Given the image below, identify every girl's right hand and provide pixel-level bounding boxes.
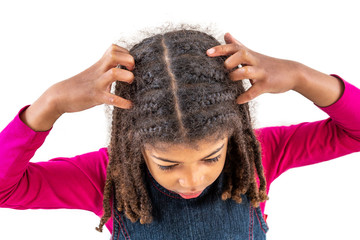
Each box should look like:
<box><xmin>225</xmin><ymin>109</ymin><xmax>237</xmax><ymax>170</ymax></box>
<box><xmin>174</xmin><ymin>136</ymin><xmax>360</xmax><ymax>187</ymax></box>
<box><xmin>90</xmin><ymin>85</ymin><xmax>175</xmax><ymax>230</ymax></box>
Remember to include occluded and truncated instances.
<box><xmin>49</xmin><ymin>44</ymin><xmax>135</xmax><ymax>115</ymax></box>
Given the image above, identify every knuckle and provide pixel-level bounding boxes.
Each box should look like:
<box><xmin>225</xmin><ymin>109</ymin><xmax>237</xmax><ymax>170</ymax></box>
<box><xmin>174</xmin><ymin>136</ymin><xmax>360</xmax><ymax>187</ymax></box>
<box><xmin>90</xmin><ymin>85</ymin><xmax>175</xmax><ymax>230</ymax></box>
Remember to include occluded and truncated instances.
<box><xmin>102</xmin><ymin>92</ymin><xmax>112</xmax><ymax>103</ymax></box>
<box><xmin>248</xmin><ymin>87</ymin><xmax>260</xmax><ymax>99</ymax></box>
<box><xmin>222</xmin><ymin>45</ymin><xmax>230</xmax><ymax>52</ymax></box>
<box><xmin>222</xmin><ymin>45</ymin><xmax>230</xmax><ymax>53</ymax></box>
<box><xmin>234</xmin><ymin>42</ymin><xmax>242</xmax><ymax>50</ymax></box>
<box><xmin>236</xmin><ymin>48</ymin><xmax>247</xmax><ymax>60</ymax></box>
<box><xmin>241</xmin><ymin>66</ymin><xmax>250</xmax><ymax>76</ymax></box>
<box><xmin>242</xmin><ymin>50</ymin><xmax>250</xmax><ymax>59</ymax></box>
<box><xmin>224</xmin><ymin>59</ymin><xmax>232</xmax><ymax>69</ymax></box>
<box><xmin>116</xmin><ymin>45</ymin><xmax>130</xmax><ymax>54</ymax></box>
<box><xmin>109</xmin><ymin>52</ymin><xmax>116</xmax><ymax>64</ymax></box>
<box><xmin>105</xmin><ymin>45</ymin><xmax>115</xmax><ymax>57</ymax></box>
<box><xmin>109</xmin><ymin>67</ymin><xmax>118</xmax><ymax>78</ymax></box>
<box><xmin>110</xmin><ymin>44</ymin><xmax>118</xmax><ymax>52</ymax></box>
<box><xmin>229</xmin><ymin>43</ymin><xmax>237</xmax><ymax>52</ymax></box>
<box><xmin>102</xmin><ymin>94</ymin><xmax>112</xmax><ymax>105</ymax></box>
<box><xmin>115</xmin><ymin>68</ymin><xmax>134</xmax><ymax>83</ymax></box>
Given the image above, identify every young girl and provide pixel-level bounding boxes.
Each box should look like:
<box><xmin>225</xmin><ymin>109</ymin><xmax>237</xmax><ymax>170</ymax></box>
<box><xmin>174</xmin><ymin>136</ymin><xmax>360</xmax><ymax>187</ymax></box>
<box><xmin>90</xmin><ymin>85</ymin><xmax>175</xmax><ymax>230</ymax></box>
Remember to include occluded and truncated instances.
<box><xmin>1</xmin><ymin>27</ymin><xmax>359</xmax><ymax>239</ymax></box>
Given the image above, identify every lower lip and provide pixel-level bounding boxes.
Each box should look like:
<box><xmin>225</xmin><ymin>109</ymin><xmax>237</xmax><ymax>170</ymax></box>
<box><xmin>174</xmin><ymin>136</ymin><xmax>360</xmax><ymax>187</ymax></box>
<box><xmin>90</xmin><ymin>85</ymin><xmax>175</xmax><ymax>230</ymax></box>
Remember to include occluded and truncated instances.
<box><xmin>178</xmin><ymin>191</ymin><xmax>203</xmax><ymax>199</ymax></box>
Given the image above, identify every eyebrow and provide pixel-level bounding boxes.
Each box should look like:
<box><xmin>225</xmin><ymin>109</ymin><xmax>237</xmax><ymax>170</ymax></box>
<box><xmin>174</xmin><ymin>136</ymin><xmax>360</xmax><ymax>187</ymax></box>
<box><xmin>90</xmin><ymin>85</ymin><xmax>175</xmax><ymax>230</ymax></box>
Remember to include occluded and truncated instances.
<box><xmin>151</xmin><ymin>143</ymin><xmax>225</xmax><ymax>163</ymax></box>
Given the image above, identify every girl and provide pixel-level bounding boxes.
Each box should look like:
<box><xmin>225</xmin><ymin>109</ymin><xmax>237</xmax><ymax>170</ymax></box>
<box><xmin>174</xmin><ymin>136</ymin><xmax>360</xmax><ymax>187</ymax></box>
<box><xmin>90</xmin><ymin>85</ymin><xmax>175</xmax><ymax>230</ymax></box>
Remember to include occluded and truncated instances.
<box><xmin>1</xmin><ymin>27</ymin><xmax>359</xmax><ymax>239</ymax></box>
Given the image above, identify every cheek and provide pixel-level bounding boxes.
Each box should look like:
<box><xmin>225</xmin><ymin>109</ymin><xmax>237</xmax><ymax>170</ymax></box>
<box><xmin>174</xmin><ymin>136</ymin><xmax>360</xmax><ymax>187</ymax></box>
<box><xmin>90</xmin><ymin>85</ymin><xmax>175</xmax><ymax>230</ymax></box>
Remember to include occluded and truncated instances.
<box><xmin>208</xmin><ymin>156</ymin><xmax>226</xmax><ymax>180</ymax></box>
<box><xmin>210</xmin><ymin>162</ymin><xmax>225</xmax><ymax>179</ymax></box>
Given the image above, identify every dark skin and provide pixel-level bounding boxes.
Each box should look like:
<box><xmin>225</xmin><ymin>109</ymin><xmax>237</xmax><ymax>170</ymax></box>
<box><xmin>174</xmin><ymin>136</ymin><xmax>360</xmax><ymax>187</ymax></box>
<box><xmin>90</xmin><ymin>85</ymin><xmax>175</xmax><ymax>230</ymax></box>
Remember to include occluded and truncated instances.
<box><xmin>20</xmin><ymin>33</ymin><xmax>344</xmax><ymax>132</ymax></box>
<box><xmin>207</xmin><ymin>33</ymin><xmax>344</xmax><ymax>106</ymax></box>
<box><xmin>141</xmin><ymin>136</ymin><xmax>229</xmax><ymax>197</ymax></box>
<box><xmin>20</xmin><ymin>44</ymin><xmax>135</xmax><ymax>131</ymax></box>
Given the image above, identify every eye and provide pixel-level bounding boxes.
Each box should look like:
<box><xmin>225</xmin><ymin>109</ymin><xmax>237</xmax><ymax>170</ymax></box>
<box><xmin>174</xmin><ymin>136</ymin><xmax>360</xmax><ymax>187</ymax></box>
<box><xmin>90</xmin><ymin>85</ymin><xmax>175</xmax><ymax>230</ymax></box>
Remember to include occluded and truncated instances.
<box><xmin>156</xmin><ymin>155</ymin><xmax>221</xmax><ymax>172</ymax></box>
<box><xmin>157</xmin><ymin>164</ymin><xmax>177</xmax><ymax>171</ymax></box>
<box><xmin>205</xmin><ymin>155</ymin><xmax>220</xmax><ymax>163</ymax></box>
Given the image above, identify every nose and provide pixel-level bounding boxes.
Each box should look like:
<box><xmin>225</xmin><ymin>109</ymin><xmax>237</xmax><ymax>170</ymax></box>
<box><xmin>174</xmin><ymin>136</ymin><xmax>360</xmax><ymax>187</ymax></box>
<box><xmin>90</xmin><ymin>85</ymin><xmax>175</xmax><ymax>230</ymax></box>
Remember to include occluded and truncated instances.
<box><xmin>178</xmin><ymin>169</ymin><xmax>205</xmax><ymax>190</ymax></box>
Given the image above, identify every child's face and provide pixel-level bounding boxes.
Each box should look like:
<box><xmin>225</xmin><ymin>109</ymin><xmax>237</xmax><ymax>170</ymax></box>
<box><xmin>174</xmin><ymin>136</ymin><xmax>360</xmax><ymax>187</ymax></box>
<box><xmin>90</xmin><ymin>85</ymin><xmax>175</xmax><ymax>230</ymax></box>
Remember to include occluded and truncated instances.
<box><xmin>141</xmin><ymin>136</ymin><xmax>228</xmax><ymax>199</ymax></box>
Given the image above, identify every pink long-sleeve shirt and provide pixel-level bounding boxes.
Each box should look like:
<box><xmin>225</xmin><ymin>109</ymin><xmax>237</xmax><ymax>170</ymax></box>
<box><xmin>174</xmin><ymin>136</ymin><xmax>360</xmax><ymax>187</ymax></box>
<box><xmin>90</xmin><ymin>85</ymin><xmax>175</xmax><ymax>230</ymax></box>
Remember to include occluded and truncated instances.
<box><xmin>1</xmin><ymin>75</ymin><xmax>360</xmax><ymax>234</ymax></box>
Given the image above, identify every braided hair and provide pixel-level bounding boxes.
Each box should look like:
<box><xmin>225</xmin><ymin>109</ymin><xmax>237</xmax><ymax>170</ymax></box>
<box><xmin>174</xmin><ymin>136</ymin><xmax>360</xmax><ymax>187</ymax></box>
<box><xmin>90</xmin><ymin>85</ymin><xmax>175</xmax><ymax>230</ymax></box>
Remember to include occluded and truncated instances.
<box><xmin>96</xmin><ymin>27</ymin><xmax>269</xmax><ymax>232</ymax></box>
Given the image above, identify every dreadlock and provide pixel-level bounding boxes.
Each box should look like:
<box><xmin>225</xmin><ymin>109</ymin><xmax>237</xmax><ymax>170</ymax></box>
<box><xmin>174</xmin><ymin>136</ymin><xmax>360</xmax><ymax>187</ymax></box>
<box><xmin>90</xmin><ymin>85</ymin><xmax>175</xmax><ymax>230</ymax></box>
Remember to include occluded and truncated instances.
<box><xmin>96</xmin><ymin>26</ymin><xmax>269</xmax><ymax>233</ymax></box>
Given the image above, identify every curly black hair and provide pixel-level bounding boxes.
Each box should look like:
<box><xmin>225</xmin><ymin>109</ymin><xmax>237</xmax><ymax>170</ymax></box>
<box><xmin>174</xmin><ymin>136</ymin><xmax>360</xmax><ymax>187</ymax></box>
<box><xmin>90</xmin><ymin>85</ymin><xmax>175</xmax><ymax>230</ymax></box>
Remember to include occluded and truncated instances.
<box><xmin>96</xmin><ymin>25</ymin><xmax>268</xmax><ymax>232</ymax></box>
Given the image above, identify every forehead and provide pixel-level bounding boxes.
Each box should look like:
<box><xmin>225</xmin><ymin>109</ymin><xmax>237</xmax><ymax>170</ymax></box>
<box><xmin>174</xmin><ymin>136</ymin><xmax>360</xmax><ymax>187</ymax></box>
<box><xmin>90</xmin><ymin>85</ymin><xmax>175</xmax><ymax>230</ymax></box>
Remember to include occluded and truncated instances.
<box><xmin>143</xmin><ymin>136</ymin><xmax>228</xmax><ymax>153</ymax></box>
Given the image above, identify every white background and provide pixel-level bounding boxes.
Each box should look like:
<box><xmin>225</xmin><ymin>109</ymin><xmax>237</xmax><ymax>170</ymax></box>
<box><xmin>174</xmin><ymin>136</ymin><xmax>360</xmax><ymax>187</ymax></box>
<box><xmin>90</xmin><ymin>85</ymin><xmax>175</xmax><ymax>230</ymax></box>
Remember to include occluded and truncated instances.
<box><xmin>1</xmin><ymin>0</ymin><xmax>360</xmax><ymax>239</ymax></box>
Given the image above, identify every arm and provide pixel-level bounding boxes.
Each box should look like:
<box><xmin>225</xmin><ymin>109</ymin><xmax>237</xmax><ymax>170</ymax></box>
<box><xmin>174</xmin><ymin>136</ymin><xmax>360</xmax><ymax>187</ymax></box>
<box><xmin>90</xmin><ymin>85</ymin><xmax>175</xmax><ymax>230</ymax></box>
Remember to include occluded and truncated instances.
<box><xmin>1</xmin><ymin>104</ymin><xmax>114</xmax><ymax>234</ymax></box>
<box><xmin>207</xmin><ymin>32</ymin><xmax>360</xmax><ymax>191</ymax></box>
<box><xmin>18</xmin><ymin>87</ymin><xmax>62</xmax><ymax>132</ymax></box>
<box><xmin>1</xmin><ymin>44</ymin><xmax>134</xmax><ymax>214</ymax></box>
<box><xmin>255</xmin><ymin>76</ymin><xmax>360</xmax><ymax>186</ymax></box>
<box><xmin>293</xmin><ymin>64</ymin><xmax>345</xmax><ymax>107</ymax></box>
<box><xmin>0</xmin><ymin>105</ymin><xmax>108</xmax><ymax>215</ymax></box>
<box><xmin>206</xmin><ymin>32</ymin><xmax>345</xmax><ymax>107</ymax></box>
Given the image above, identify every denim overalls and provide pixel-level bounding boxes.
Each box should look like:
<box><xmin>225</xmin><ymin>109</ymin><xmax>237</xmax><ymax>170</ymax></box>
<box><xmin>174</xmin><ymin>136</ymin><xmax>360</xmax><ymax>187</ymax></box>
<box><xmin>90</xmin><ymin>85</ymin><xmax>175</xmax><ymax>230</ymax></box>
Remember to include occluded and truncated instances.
<box><xmin>111</xmin><ymin>166</ymin><xmax>269</xmax><ymax>240</ymax></box>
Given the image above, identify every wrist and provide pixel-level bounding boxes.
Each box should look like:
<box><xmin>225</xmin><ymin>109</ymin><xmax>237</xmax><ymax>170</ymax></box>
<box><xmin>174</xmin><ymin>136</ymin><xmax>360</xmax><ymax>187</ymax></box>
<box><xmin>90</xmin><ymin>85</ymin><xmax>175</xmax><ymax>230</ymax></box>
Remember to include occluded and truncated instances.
<box><xmin>46</xmin><ymin>82</ymin><xmax>66</xmax><ymax>116</ymax></box>
<box><xmin>20</xmin><ymin>90</ymin><xmax>62</xmax><ymax>132</ymax></box>
<box><xmin>291</xmin><ymin>62</ymin><xmax>345</xmax><ymax>107</ymax></box>
<box><xmin>291</xmin><ymin>61</ymin><xmax>309</xmax><ymax>92</ymax></box>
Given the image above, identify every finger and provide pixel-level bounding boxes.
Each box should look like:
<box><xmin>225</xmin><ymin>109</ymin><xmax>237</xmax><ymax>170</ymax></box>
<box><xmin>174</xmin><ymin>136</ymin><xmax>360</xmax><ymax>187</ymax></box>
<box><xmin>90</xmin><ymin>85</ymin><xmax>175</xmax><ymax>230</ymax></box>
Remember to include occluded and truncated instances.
<box><xmin>229</xmin><ymin>66</ymin><xmax>264</xmax><ymax>81</ymax></box>
<box><xmin>111</xmin><ymin>43</ymin><xmax>130</xmax><ymax>54</ymax></box>
<box><xmin>101</xmin><ymin>91</ymin><xmax>133</xmax><ymax>109</ymax></box>
<box><xmin>224</xmin><ymin>49</ymin><xmax>256</xmax><ymax>70</ymax></box>
<box><xmin>206</xmin><ymin>42</ymin><xmax>240</xmax><ymax>57</ymax></box>
<box><xmin>236</xmin><ymin>84</ymin><xmax>264</xmax><ymax>104</ymax></box>
<box><xmin>224</xmin><ymin>32</ymin><xmax>244</xmax><ymax>47</ymax></box>
<box><xmin>108</xmin><ymin>51</ymin><xmax>135</xmax><ymax>71</ymax></box>
<box><xmin>101</xmin><ymin>67</ymin><xmax>134</xmax><ymax>87</ymax></box>
<box><xmin>224</xmin><ymin>33</ymin><xmax>233</xmax><ymax>44</ymax></box>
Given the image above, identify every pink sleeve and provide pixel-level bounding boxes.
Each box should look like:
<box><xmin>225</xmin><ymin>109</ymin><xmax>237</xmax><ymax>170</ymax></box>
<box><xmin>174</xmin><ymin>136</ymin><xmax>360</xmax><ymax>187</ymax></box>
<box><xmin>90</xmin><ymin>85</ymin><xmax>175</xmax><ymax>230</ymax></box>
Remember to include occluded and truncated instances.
<box><xmin>256</xmin><ymin>75</ymin><xmax>360</xmax><ymax>217</ymax></box>
<box><xmin>0</xmin><ymin>105</ymin><xmax>109</xmax><ymax>217</ymax></box>
<box><xmin>256</xmin><ymin>75</ymin><xmax>360</xmax><ymax>189</ymax></box>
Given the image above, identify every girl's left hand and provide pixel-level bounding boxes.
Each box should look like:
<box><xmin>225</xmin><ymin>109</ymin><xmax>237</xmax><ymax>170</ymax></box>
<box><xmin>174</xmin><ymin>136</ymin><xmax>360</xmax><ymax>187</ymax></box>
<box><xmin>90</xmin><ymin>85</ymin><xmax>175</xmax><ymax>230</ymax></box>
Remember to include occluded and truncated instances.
<box><xmin>207</xmin><ymin>33</ymin><xmax>301</xmax><ymax>104</ymax></box>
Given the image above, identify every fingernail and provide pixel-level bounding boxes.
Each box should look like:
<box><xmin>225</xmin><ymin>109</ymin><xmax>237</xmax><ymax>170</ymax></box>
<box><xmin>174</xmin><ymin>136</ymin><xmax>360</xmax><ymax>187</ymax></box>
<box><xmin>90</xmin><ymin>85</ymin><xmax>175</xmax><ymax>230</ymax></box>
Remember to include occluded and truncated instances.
<box><xmin>207</xmin><ymin>48</ymin><xmax>215</xmax><ymax>55</ymax></box>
